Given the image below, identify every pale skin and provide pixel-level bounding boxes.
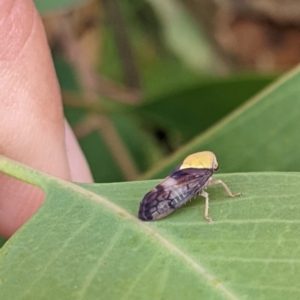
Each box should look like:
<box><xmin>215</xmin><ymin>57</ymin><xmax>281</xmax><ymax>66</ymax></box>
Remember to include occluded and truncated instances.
<box><xmin>0</xmin><ymin>0</ymin><xmax>93</xmax><ymax>238</ymax></box>
<box><xmin>200</xmin><ymin>179</ymin><xmax>242</xmax><ymax>222</ymax></box>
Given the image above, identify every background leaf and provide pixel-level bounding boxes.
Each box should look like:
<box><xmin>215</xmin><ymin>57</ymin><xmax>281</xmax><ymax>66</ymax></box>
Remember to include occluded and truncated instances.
<box><xmin>143</xmin><ymin>67</ymin><xmax>300</xmax><ymax>179</ymax></box>
<box><xmin>146</xmin><ymin>0</ymin><xmax>216</xmax><ymax>73</ymax></box>
<box><xmin>33</xmin><ymin>0</ymin><xmax>88</xmax><ymax>13</ymax></box>
<box><xmin>0</xmin><ymin>237</ymin><xmax>5</xmax><ymax>248</ymax></box>
<box><xmin>137</xmin><ymin>75</ymin><xmax>276</xmax><ymax>140</ymax></box>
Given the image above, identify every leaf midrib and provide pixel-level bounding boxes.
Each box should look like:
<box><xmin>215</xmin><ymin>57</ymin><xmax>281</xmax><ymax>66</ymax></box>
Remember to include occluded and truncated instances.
<box><xmin>59</xmin><ymin>179</ymin><xmax>240</xmax><ymax>300</ymax></box>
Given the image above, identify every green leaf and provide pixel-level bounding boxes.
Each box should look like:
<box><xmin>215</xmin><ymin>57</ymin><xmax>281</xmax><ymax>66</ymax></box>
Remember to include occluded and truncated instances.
<box><xmin>33</xmin><ymin>0</ymin><xmax>88</xmax><ymax>14</ymax></box>
<box><xmin>0</xmin><ymin>236</ymin><xmax>6</xmax><ymax>248</ymax></box>
<box><xmin>138</xmin><ymin>75</ymin><xmax>275</xmax><ymax>140</ymax></box>
<box><xmin>1</xmin><ymin>157</ymin><xmax>300</xmax><ymax>299</ymax></box>
<box><xmin>143</xmin><ymin>66</ymin><xmax>300</xmax><ymax>178</ymax></box>
<box><xmin>147</xmin><ymin>0</ymin><xmax>216</xmax><ymax>73</ymax></box>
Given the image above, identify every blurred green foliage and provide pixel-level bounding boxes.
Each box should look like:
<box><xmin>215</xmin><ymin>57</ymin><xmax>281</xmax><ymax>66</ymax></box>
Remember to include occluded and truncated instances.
<box><xmin>33</xmin><ymin>0</ymin><xmax>87</xmax><ymax>13</ymax></box>
<box><xmin>37</xmin><ymin>0</ymin><xmax>289</xmax><ymax>183</ymax></box>
<box><xmin>0</xmin><ymin>236</ymin><xmax>5</xmax><ymax>248</ymax></box>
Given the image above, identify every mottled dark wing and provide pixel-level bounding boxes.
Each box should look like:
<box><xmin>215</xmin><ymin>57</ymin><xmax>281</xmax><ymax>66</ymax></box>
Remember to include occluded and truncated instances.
<box><xmin>138</xmin><ymin>168</ymin><xmax>213</xmax><ymax>221</ymax></box>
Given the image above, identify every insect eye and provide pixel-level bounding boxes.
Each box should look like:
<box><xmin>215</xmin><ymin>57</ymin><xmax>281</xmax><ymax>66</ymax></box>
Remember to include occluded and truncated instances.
<box><xmin>214</xmin><ymin>163</ymin><xmax>219</xmax><ymax>171</ymax></box>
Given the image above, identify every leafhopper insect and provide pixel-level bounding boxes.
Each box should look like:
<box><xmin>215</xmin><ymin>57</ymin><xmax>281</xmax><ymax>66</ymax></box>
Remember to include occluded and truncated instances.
<box><xmin>138</xmin><ymin>151</ymin><xmax>241</xmax><ymax>222</ymax></box>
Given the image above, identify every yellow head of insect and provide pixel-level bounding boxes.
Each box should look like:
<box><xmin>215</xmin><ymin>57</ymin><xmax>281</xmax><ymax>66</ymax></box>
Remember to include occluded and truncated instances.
<box><xmin>179</xmin><ymin>151</ymin><xmax>218</xmax><ymax>170</ymax></box>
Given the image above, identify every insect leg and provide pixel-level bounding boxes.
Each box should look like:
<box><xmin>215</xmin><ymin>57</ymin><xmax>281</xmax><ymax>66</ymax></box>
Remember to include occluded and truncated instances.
<box><xmin>199</xmin><ymin>190</ymin><xmax>213</xmax><ymax>222</ymax></box>
<box><xmin>210</xmin><ymin>179</ymin><xmax>241</xmax><ymax>197</ymax></box>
